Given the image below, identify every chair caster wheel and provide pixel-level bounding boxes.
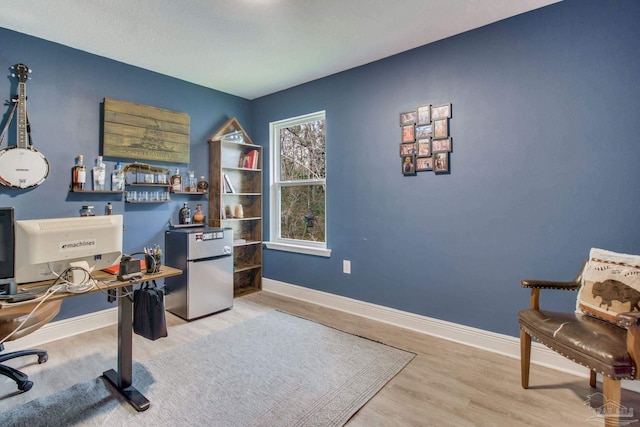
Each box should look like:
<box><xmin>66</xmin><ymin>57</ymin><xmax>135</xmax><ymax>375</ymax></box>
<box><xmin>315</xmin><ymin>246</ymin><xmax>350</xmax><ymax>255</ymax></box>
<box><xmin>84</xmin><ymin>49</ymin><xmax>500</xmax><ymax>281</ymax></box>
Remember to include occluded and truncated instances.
<box><xmin>38</xmin><ymin>354</ymin><xmax>48</xmax><ymax>364</ymax></box>
<box><xmin>18</xmin><ymin>380</ymin><xmax>33</xmax><ymax>392</ymax></box>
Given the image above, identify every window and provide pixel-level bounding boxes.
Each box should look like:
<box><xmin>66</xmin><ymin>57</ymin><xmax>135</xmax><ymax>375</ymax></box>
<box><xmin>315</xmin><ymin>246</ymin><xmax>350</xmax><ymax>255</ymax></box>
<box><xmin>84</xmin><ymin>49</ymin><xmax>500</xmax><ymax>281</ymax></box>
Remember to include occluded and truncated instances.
<box><xmin>267</xmin><ymin>111</ymin><xmax>330</xmax><ymax>257</ymax></box>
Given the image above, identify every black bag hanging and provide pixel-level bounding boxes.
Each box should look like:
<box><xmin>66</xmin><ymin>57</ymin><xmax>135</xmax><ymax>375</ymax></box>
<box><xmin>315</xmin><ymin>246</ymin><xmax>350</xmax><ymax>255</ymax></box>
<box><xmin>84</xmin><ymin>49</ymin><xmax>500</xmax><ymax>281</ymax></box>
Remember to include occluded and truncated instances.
<box><xmin>133</xmin><ymin>280</ymin><xmax>168</xmax><ymax>340</ymax></box>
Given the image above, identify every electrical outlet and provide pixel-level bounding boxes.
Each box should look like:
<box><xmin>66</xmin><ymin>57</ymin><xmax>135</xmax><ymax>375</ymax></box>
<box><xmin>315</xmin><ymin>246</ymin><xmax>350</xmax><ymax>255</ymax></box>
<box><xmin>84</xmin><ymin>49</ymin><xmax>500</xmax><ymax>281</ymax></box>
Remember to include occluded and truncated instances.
<box><xmin>343</xmin><ymin>260</ymin><xmax>351</xmax><ymax>274</ymax></box>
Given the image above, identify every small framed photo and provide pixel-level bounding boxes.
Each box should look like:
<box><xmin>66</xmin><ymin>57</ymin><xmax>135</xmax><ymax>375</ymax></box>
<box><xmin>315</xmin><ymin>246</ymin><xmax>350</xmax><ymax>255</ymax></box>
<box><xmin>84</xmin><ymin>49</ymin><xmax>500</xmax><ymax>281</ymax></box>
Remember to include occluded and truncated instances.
<box><xmin>416</xmin><ymin>156</ymin><xmax>433</xmax><ymax>171</ymax></box>
<box><xmin>401</xmin><ymin>124</ymin><xmax>415</xmax><ymax>142</ymax></box>
<box><xmin>433</xmin><ymin>152</ymin><xmax>449</xmax><ymax>173</ymax></box>
<box><xmin>415</xmin><ymin>124</ymin><xmax>432</xmax><ymax>139</ymax></box>
<box><xmin>433</xmin><ymin>119</ymin><xmax>448</xmax><ymax>139</ymax></box>
<box><xmin>402</xmin><ymin>154</ymin><xmax>416</xmax><ymax>175</ymax></box>
<box><xmin>431</xmin><ymin>137</ymin><xmax>451</xmax><ymax>153</ymax></box>
<box><xmin>400</xmin><ymin>111</ymin><xmax>417</xmax><ymax>126</ymax></box>
<box><xmin>399</xmin><ymin>142</ymin><xmax>417</xmax><ymax>156</ymax></box>
<box><xmin>431</xmin><ymin>103</ymin><xmax>452</xmax><ymax>121</ymax></box>
<box><xmin>417</xmin><ymin>104</ymin><xmax>431</xmax><ymax>125</ymax></box>
<box><xmin>417</xmin><ymin>138</ymin><xmax>431</xmax><ymax>156</ymax></box>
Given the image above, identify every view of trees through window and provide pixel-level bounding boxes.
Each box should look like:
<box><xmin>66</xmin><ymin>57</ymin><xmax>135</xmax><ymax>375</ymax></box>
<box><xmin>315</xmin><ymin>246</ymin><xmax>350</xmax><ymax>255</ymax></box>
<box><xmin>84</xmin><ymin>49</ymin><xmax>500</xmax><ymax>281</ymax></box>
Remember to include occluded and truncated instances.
<box><xmin>279</xmin><ymin>119</ymin><xmax>325</xmax><ymax>242</ymax></box>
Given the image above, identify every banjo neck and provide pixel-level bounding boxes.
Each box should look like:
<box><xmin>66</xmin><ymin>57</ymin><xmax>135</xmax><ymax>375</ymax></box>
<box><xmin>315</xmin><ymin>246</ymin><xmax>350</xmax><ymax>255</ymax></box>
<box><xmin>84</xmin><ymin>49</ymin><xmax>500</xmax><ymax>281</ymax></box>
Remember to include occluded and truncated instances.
<box><xmin>17</xmin><ymin>80</ymin><xmax>28</xmax><ymax>149</ymax></box>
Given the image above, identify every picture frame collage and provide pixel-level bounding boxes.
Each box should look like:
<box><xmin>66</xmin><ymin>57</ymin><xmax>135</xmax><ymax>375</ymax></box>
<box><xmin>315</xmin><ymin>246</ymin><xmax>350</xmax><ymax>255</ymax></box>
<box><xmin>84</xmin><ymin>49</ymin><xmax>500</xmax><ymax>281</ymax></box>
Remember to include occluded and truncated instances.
<box><xmin>400</xmin><ymin>102</ymin><xmax>452</xmax><ymax>175</ymax></box>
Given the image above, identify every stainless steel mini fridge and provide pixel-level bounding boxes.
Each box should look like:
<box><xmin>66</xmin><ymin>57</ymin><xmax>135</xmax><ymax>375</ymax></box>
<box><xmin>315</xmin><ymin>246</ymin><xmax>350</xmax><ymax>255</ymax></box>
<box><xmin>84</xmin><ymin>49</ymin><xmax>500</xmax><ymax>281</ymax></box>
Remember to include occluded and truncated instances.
<box><xmin>164</xmin><ymin>227</ymin><xmax>233</xmax><ymax>320</ymax></box>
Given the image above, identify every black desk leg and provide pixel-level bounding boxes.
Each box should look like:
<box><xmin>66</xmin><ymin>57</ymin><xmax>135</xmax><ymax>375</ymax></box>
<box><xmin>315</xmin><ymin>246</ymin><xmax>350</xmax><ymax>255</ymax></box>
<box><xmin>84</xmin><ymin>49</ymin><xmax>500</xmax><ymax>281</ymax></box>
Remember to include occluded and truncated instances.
<box><xmin>103</xmin><ymin>285</ymin><xmax>150</xmax><ymax>411</ymax></box>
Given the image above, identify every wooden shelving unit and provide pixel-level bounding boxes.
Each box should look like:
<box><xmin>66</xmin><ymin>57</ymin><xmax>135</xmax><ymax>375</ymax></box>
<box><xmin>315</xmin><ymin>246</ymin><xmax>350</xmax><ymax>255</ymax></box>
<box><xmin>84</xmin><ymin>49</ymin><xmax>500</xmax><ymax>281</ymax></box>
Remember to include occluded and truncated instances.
<box><xmin>208</xmin><ymin>118</ymin><xmax>262</xmax><ymax>296</ymax></box>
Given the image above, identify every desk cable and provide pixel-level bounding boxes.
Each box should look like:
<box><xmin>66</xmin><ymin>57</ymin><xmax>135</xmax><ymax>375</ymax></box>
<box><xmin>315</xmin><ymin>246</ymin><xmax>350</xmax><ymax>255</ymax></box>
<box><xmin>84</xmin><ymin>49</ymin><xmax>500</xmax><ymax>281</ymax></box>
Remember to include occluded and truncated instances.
<box><xmin>1</xmin><ymin>267</ymin><xmax>142</xmax><ymax>344</ymax></box>
<box><xmin>47</xmin><ymin>263</ymin><xmax>96</xmax><ymax>294</ymax></box>
<box><xmin>0</xmin><ymin>285</ymin><xmax>62</xmax><ymax>345</ymax></box>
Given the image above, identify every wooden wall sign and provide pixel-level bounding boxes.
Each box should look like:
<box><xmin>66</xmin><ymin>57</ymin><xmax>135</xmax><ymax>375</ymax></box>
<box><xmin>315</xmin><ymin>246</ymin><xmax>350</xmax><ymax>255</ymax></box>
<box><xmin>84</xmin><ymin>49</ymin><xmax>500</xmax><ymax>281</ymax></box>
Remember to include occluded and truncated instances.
<box><xmin>103</xmin><ymin>98</ymin><xmax>190</xmax><ymax>163</ymax></box>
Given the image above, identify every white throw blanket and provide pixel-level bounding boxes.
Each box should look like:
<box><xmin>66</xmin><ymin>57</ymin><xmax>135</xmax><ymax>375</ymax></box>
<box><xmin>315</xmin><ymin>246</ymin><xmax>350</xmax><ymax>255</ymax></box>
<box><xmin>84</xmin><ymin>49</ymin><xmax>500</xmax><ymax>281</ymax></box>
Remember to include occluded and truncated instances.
<box><xmin>577</xmin><ymin>248</ymin><xmax>640</xmax><ymax>323</ymax></box>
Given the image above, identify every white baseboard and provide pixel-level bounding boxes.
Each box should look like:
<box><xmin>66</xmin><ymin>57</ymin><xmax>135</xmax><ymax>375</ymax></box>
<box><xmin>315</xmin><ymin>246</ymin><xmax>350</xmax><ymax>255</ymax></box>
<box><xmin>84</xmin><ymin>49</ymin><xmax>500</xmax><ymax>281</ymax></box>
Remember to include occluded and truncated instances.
<box><xmin>3</xmin><ymin>307</ymin><xmax>117</xmax><ymax>352</ymax></box>
<box><xmin>262</xmin><ymin>278</ymin><xmax>640</xmax><ymax>393</ymax></box>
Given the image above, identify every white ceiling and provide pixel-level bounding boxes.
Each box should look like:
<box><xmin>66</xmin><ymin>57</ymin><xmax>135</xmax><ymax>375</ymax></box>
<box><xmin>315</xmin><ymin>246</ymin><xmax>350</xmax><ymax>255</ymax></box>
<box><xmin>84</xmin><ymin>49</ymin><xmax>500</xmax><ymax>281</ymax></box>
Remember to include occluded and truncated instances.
<box><xmin>0</xmin><ymin>0</ymin><xmax>559</xmax><ymax>100</ymax></box>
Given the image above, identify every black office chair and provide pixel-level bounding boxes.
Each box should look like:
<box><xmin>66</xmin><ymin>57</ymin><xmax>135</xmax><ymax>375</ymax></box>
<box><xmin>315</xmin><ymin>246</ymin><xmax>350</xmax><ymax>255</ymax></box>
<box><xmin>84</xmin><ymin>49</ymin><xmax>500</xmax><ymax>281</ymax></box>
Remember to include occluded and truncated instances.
<box><xmin>0</xmin><ymin>299</ymin><xmax>62</xmax><ymax>391</ymax></box>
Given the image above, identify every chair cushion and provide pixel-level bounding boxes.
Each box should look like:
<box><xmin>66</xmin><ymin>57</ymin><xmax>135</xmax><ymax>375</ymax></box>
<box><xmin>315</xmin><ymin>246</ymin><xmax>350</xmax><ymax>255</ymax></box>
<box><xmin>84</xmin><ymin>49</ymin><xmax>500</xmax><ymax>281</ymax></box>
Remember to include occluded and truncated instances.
<box><xmin>577</xmin><ymin>248</ymin><xmax>640</xmax><ymax>325</ymax></box>
<box><xmin>519</xmin><ymin>308</ymin><xmax>634</xmax><ymax>379</ymax></box>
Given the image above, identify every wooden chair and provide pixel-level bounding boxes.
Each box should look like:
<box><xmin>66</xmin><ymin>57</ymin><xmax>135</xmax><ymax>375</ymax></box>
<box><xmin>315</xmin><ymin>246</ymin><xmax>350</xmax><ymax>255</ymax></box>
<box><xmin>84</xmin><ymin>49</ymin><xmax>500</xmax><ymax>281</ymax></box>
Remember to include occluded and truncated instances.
<box><xmin>518</xmin><ymin>262</ymin><xmax>639</xmax><ymax>427</ymax></box>
<box><xmin>0</xmin><ymin>299</ymin><xmax>62</xmax><ymax>391</ymax></box>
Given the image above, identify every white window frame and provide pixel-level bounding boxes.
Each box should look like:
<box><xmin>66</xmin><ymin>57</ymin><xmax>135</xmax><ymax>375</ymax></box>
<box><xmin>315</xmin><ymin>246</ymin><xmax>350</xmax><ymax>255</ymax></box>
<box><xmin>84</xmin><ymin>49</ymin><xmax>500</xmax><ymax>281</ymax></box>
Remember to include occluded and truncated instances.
<box><xmin>265</xmin><ymin>111</ymin><xmax>331</xmax><ymax>257</ymax></box>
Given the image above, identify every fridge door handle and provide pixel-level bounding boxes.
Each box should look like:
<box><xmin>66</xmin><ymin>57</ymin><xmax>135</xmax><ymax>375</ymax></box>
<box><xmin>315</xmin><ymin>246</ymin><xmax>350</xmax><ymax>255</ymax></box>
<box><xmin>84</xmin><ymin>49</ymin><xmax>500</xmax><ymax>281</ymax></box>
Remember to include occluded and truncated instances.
<box><xmin>190</xmin><ymin>254</ymin><xmax>232</xmax><ymax>263</ymax></box>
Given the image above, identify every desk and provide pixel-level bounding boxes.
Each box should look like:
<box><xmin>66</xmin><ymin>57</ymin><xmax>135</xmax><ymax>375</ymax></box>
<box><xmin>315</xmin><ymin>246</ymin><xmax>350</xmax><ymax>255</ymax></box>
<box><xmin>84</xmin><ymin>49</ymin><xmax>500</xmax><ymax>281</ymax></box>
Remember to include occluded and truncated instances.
<box><xmin>0</xmin><ymin>266</ymin><xmax>182</xmax><ymax>411</ymax></box>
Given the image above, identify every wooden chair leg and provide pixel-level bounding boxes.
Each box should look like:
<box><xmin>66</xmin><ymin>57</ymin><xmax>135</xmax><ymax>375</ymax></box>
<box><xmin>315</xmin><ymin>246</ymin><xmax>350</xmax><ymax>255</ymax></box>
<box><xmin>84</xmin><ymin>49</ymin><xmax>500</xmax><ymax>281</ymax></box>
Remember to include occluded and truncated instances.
<box><xmin>590</xmin><ymin>370</ymin><xmax>597</xmax><ymax>388</ymax></box>
<box><xmin>602</xmin><ymin>376</ymin><xmax>622</xmax><ymax>427</ymax></box>
<box><xmin>520</xmin><ymin>329</ymin><xmax>532</xmax><ymax>389</ymax></box>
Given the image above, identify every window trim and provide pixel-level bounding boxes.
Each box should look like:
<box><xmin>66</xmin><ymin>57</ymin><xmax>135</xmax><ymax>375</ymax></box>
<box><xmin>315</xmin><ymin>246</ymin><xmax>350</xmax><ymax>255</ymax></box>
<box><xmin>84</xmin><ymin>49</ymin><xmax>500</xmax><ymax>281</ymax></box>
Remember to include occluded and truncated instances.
<box><xmin>267</xmin><ymin>111</ymin><xmax>330</xmax><ymax>257</ymax></box>
<box><xmin>263</xmin><ymin>241</ymin><xmax>332</xmax><ymax>257</ymax></box>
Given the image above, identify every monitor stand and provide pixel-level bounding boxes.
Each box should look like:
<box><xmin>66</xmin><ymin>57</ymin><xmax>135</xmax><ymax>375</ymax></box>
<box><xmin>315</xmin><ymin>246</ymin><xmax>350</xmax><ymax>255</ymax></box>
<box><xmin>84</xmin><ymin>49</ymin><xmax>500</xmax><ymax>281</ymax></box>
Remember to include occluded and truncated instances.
<box><xmin>0</xmin><ymin>278</ymin><xmax>17</xmax><ymax>296</ymax></box>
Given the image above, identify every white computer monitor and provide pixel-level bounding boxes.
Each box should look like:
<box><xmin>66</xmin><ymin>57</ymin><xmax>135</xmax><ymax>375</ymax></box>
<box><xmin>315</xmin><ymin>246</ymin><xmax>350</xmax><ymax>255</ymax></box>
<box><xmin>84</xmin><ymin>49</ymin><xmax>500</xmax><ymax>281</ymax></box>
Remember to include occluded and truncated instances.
<box><xmin>14</xmin><ymin>214</ymin><xmax>123</xmax><ymax>284</ymax></box>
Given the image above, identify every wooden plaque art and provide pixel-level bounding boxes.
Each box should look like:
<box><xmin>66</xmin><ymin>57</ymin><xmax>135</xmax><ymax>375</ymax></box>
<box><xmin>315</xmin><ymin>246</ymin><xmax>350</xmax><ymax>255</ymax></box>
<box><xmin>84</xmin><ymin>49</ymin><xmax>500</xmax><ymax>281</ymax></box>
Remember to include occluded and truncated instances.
<box><xmin>103</xmin><ymin>98</ymin><xmax>190</xmax><ymax>163</ymax></box>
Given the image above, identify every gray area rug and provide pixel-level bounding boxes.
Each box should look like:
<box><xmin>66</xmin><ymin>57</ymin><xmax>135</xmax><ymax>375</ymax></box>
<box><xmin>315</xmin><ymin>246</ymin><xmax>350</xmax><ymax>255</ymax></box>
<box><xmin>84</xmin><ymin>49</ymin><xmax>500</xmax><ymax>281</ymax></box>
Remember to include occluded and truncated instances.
<box><xmin>0</xmin><ymin>310</ymin><xmax>414</xmax><ymax>426</ymax></box>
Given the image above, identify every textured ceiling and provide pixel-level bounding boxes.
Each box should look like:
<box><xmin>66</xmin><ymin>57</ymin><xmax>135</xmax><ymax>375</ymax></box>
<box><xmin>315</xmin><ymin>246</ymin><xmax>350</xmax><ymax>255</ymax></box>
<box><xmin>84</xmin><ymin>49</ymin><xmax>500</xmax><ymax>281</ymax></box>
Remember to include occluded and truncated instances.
<box><xmin>0</xmin><ymin>0</ymin><xmax>559</xmax><ymax>99</ymax></box>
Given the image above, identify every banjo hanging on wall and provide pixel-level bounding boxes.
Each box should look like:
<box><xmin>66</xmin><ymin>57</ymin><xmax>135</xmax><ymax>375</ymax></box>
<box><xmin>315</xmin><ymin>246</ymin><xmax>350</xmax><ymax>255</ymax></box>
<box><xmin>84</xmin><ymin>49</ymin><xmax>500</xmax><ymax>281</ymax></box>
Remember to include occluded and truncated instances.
<box><xmin>0</xmin><ymin>63</ymin><xmax>49</xmax><ymax>189</ymax></box>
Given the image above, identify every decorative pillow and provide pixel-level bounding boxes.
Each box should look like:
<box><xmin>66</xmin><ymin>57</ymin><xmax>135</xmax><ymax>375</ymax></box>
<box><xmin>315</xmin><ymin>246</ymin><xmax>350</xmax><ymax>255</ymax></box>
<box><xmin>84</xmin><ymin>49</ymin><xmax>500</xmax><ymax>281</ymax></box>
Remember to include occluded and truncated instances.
<box><xmin>577</xmin><ymin>248</ymin><xmax>640</xmax><ymax>325</ymax></box>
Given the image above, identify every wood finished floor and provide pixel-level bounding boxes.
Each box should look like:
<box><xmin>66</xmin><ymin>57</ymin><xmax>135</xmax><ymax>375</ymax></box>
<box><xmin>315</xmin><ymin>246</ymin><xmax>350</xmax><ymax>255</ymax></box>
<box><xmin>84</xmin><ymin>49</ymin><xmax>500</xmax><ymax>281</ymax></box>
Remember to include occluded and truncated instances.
<box><xmin>2</xmin><ymin>290</ymin><xmax>640</xmax><ymax>426</ymax></box>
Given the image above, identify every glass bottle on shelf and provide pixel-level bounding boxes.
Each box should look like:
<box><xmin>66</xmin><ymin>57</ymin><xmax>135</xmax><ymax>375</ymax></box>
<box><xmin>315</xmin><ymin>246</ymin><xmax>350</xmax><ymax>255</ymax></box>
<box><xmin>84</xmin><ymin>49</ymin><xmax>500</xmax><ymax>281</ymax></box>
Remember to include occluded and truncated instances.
<box><xmin>179</xmin><ymin>203</ymin><xmax>191</xmax><ymax>224</ymax></box>
<box><xmin>106</xmin><ymin>202</ymin><xmax>113</xmax><ymax>215</ymax></box>
<box><xmin>72</xmin><ymin>154</ymin><xmax>86</xmax><ymax>191</ymax></box>
<box><xmin>170</xmin><ymin>168</ymin><xmax>183</xmax><ymax>193</ymax></box>
<box><xmin>192</xmin><ymin>203</ymin><xmax>206</xmax><ymax>224</ymax></box>
<box><xmin>186</xmin><ymin>170</ymin><xmax>197</xmax><ymax>192</ymax></box>
<box><xmin>92</xmin><ymin>156</ymin><xmax>106</xmax><ymax>190</ymax></box>
<box><xmin>111</xmin><ymin>161</ymin><xmax>125</xmax><ymax>191</ymax></box>
<box><xmin>197</xmin><ymin>176</ymin><xmax>209</xmax><ymax>192</ymax></box>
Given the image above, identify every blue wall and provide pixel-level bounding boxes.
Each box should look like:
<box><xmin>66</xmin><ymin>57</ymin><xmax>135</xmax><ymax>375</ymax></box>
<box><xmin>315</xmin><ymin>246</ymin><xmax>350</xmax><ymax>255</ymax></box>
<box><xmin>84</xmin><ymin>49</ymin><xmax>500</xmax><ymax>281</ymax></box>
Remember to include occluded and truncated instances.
<box><xmin>2</xmin><ymin>1</ymin><xmax>640</xmax><ymax>336</ymax></box>
<box><xmin>251</xmin><ymin>0</ymin><xmax>640</xmax><ymax>336</ymax></box>
<box><xmin>0</xmin><ymin>28</ymin><xmax>251</xmax><ymax>319</ymax></box>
